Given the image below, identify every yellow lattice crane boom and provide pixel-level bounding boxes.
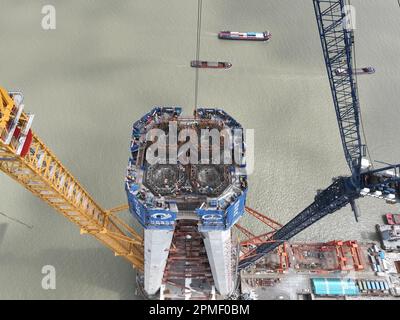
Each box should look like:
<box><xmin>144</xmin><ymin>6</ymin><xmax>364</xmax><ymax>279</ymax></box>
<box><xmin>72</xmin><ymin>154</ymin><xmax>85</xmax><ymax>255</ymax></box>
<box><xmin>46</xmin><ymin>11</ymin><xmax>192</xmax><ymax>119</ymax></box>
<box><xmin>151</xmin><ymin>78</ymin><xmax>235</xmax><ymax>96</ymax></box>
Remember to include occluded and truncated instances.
<box><xmin>0</xmin><ymin>87</ymin><xmax>144</xmax><ymax>270</ymax></box>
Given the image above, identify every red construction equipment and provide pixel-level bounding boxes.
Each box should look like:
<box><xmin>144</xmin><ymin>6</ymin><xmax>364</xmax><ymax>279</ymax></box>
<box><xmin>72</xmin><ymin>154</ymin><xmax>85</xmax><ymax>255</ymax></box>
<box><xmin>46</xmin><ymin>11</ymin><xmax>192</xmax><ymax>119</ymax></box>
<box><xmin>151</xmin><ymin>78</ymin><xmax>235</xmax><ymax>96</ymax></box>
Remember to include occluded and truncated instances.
<box><xmin>326</xmin><ymin>240</ymin><xmax>364</xmax><ymax>271</ymax></box>
<box><xmin>233</xmin><ymin>207</ymin><xmax>288</xmax><ymax>272</ymax></box>
<box><xmin>245</xmin><ymin>207</ymin><xmax>282</xmax><ymax>230</ymax></box>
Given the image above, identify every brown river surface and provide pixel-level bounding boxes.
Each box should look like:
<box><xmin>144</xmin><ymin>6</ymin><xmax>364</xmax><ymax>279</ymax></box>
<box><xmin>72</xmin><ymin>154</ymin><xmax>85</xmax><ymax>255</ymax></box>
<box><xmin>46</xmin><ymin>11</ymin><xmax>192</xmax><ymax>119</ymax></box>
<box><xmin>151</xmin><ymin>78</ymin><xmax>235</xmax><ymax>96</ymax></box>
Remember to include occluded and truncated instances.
<box><xmin>0</xmin><ymin>0</ymin><xmax>399</xmax><ymax>299</ymax></box>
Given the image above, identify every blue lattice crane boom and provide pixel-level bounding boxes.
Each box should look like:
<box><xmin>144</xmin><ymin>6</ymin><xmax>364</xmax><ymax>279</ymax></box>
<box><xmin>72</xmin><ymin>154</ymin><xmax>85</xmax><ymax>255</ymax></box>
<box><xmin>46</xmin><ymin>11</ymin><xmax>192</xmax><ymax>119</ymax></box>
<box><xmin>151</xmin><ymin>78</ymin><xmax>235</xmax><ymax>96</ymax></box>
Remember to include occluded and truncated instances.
<box><xmin>314</xmin><ymin>0</ymin><xmax>363</xmax><ymax>178</ymax></box>
<box><xmin>239</xmin><ymin>0</ymin><xmax>400</xmax><ymax>270</ymax></box>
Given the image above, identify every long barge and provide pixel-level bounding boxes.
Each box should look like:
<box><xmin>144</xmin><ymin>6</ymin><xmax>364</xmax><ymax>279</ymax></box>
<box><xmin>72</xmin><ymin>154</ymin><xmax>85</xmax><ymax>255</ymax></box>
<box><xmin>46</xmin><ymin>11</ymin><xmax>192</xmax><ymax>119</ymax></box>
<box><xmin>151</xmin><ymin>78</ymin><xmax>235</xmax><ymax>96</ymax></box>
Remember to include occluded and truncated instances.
<box><xmin>190</xmin><ymin>60</ymin><xmax>232</xmax><ymax>69</ymax></box>
<box><xmin>218</xmin><ymin>31</ymin><xmax>272</xmax><ymax>41</ymax></box>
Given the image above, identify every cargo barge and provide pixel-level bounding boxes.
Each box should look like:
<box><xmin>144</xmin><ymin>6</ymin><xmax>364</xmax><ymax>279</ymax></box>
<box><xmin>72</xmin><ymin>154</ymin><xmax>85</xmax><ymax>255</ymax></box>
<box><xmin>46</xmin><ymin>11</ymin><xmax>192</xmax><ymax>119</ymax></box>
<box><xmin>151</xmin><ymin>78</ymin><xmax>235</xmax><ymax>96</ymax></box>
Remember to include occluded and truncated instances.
<box><xmin>190</xmin><ymin>60</ymin><xmax>232</xmax><ymax>69</ymax></box>
<box><xmin>335</xmin><ymin>67</ymin><xmax>375</xmax><ymax>76</ymax></box>
<box><xmin>218</xmin><ymin>31</ymin><xmax>272</xmax><ymax>41</ymax></box>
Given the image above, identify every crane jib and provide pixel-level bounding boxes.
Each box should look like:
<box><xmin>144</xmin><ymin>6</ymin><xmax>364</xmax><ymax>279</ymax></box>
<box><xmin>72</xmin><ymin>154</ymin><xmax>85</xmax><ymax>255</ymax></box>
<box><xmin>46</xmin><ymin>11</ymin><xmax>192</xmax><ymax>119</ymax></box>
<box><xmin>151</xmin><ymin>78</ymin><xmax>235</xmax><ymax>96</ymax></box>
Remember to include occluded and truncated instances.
<box><xmin>238</xmin><ymin>0</ymin><xmax>400</xmax><ymax>271</ymax></box>
<box><xmin>313</xmin><ymin>0</ymin><xmax>363</xmax><ymax>176</ymax></box>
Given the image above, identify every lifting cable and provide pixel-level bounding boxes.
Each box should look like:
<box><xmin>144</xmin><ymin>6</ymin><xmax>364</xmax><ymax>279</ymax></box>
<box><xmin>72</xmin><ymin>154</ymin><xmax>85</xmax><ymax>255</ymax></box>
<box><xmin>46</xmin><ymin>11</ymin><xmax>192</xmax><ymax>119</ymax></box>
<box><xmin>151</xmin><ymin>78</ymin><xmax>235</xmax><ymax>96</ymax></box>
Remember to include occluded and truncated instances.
<box><xmin>353</xmin><ymin>42</ymin><xmax>373</xmax><ymax>168</ymax></box>
<box><xmin>194</xmin><ymin>0</ymin><xmax>203</xmax><ymax>115</ymax></box>
<box><xmin>347</xmin><ymin>0</ymin><xmax>374</xmax><ymax>168</ymax></box>
<box><xmin>0</xmin><ymin>211</ymin><xmax>33</xmax><ymax>230</ymax></box>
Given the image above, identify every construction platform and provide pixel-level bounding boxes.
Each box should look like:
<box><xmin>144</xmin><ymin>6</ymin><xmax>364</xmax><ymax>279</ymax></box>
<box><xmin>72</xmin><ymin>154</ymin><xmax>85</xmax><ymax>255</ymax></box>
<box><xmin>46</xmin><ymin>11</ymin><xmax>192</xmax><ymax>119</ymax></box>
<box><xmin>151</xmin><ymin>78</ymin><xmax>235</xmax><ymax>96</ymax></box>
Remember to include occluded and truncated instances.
<box><xmin>125</xmin><ymin>107</ymin><xmax>248</xmax><ymax>232</ymax></box>
<box><xmin>240</xmin><ymin>240</ymin><xmax>400</xmax><ymax>300</ymax></box>
<box><xmin>126</xmin><ymin>107</ymin><xmax>248</xmax><ymax>298</ymax></box>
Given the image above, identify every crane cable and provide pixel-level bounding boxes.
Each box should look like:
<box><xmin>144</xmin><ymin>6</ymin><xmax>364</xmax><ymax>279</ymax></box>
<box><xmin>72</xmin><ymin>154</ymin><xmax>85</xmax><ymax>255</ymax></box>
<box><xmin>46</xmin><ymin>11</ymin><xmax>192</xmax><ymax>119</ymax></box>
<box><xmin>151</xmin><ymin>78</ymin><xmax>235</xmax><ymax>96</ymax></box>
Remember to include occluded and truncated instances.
<box><xmin>347</xmin><ymin>0</ymin><xmax>374</xmax><ymax>169</ymax></box>
<box><xmin>353</xmin><ymin>41</ymin><xmax>374</xmax><ymax>168</ymax></box>
<box><xmin>0</xmin><ymin>211</ymin><xmax>33</xmax><ymax>229</ymax></box>
<box><xmin>194</xmin><ymin>0</ymin><xmax>203</xmax><ymax>115</ymax></box>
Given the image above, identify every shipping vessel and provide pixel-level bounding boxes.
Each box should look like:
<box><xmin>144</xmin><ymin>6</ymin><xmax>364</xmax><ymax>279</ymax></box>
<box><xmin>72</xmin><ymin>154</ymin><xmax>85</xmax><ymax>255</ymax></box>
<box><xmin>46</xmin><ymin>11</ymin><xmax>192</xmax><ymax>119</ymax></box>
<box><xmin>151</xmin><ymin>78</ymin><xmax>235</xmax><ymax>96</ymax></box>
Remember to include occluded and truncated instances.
<box><xmin>335</xmin><ymin>67</ymin><xmax>375</xmax><ymax>76</ymax></box>
<box><xmin>218</xmin><ymin>31</ymin><xmax>272</xmax><ymax>41</ymax></box>
<box><xmin>190</xmin><ymin>60</ymin><xmax>232</xmax><ymax>69</ymax></box>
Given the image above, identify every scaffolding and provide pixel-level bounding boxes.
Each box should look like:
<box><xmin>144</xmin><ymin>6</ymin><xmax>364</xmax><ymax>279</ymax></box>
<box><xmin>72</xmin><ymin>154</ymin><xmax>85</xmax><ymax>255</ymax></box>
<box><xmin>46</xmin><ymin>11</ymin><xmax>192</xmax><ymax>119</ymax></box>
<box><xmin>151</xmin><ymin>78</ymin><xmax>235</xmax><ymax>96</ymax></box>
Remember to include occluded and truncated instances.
<box><xmin>162</xmin><ymin>220</ymin><xmax>215</xmax><ymax>300</ymax></box>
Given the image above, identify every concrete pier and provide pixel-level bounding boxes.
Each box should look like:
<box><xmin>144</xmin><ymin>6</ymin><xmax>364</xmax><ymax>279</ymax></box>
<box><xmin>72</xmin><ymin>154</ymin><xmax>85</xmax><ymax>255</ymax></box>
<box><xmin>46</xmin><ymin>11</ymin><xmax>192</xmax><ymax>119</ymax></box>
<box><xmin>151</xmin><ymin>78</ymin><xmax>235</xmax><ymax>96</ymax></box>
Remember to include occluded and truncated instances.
<box><xmin>202</xmin><ymin>229</ymin><xmax>233</xmax><ymax>296</ymax></box>
<box><xmin>144</xmin><ymin>229</ymin><xmax>174</xmax><ymax>295</ymax></box>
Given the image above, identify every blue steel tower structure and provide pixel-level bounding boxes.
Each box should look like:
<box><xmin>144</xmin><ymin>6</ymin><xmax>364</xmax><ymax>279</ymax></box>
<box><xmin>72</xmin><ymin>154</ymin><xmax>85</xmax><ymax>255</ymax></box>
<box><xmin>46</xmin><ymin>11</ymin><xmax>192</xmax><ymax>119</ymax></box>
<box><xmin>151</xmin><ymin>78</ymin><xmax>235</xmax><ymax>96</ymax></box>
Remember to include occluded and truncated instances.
<box><xmin>126</xmin><ymin>107</ymin><xmax>247</xmax><ymax>297</ymax></box>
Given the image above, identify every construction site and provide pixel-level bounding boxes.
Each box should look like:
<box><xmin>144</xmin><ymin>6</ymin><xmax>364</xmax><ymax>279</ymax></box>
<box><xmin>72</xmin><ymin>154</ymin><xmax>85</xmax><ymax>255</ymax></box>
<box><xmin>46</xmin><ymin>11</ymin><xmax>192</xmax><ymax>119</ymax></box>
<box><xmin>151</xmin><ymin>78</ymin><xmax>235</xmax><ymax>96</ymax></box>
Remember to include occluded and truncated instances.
<box><xmin>241</xmin><ymin>240</ymin><xmax>400</xmax><ymax>300</ymax></box>
<box><xmin>1</xmin><ymin>0</ymin><xmax>400</xmax><ymax>300</ymax></box>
